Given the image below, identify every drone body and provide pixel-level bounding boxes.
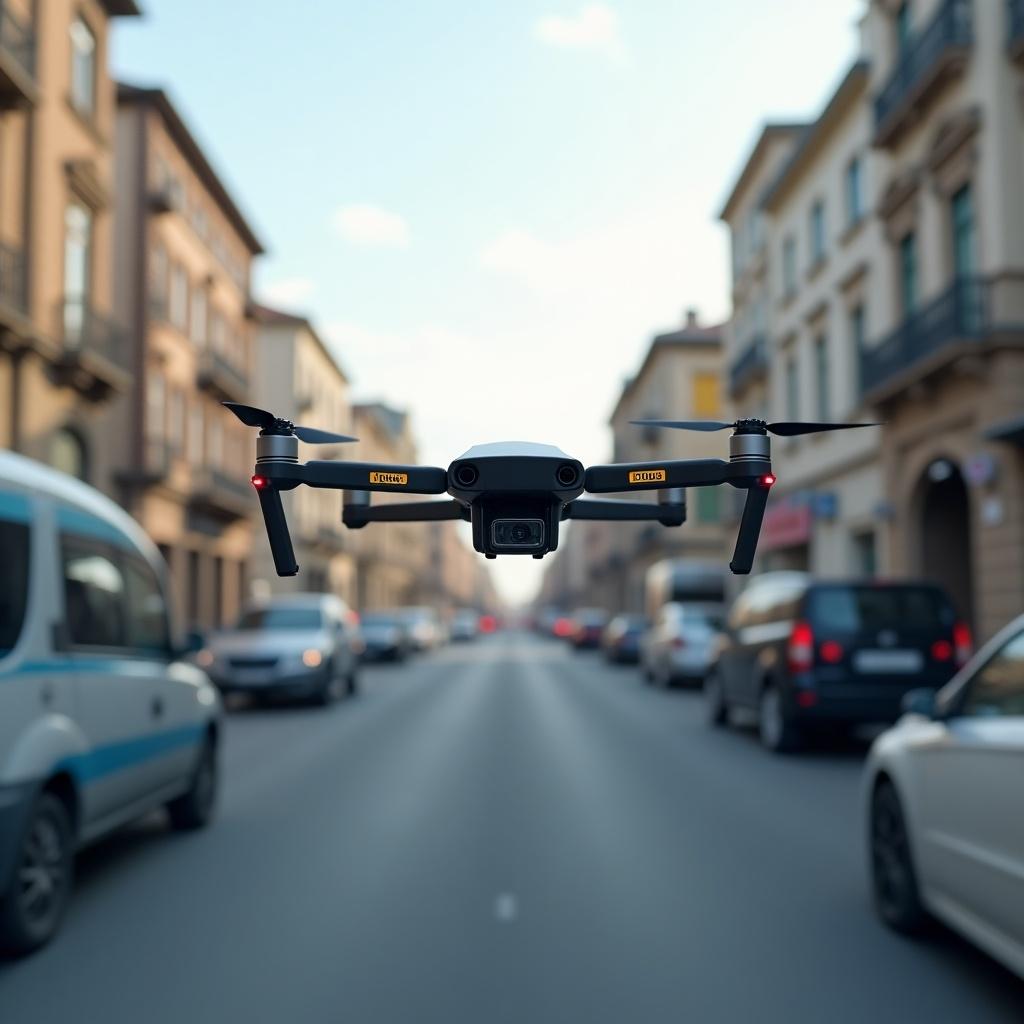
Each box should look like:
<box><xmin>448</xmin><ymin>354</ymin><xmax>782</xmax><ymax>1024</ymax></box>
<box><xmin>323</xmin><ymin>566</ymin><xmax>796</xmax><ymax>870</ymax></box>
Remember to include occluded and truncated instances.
<box><xmin>224</xmin><ymin>402</ymin><xmax>877</xmax><ymax>578</ymax></box>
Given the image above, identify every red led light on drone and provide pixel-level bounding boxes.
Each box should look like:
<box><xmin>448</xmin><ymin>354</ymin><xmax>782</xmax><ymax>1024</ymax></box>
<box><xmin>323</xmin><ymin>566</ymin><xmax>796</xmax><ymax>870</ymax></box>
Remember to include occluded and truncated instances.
<box><xmin>251</xmin><ymin>475</ymin><xmax>270</xmax><ymax>490</ymax></box>
<box><xmin>760</xmin><ymin>474</ymin><xmax>776</xmax><ymax>487</ymax></box>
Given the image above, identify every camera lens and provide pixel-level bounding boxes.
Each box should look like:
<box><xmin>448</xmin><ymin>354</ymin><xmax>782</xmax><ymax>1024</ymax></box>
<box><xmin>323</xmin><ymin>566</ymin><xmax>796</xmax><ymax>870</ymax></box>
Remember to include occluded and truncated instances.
<box><xmin>511</xmin><ymin>524</ymin><xmax>529</xmax><ymax>543</ymax></box>
<box><xmin>491</xmin><ymin>519</ymin><xmax>544</xmax><ymax>549</ymax></box>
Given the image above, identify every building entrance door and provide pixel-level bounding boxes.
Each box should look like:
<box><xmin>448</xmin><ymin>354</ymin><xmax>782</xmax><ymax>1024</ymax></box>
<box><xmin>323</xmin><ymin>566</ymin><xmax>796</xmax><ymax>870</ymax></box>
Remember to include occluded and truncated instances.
<box><xmin>918</xmin><ymin>459</ymin><xmax>974</xmax><ymax>625</ymax></box>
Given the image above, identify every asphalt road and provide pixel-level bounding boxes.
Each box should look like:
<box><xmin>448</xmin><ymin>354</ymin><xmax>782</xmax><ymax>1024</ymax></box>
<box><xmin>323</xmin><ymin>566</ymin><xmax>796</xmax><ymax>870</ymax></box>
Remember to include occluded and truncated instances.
<box><xmin>1</xmin><ymin>633</ymin><xmax>1021</xmax><ymax>1023</ymax></box>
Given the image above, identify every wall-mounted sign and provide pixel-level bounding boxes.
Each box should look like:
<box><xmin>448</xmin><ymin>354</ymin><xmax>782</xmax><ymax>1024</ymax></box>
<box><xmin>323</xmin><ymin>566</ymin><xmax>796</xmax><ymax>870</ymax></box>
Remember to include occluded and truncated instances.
<box><xmin>813</xmin><ymin>492</ymin><xmax>839</xmax><ymax>520</ymax></box>
<box><xmin>760</xmin><ymin>500</ymin><xmax>812</xmax><ymax>551</ymax></box>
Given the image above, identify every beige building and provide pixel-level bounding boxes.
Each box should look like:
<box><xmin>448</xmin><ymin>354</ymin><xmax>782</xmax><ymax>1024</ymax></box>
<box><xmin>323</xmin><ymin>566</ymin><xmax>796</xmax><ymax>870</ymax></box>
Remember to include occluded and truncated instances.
<box><xmin>350</xmin><ymin>402</ymin><xmax>429</xmax><ymax>609</ymax></box>
<box><xmin>594</xmin><ymin>311</ymin><xmax>728</xmax><ymax>612</ymax></box>
<box><xmin>109</xmin><ymin>85</ymin><xmax>264</xmax><ymax>632</ymax></box>
<box><xmin>1</xmin><ymin>0</ymin><xmax>140</xmax><ymax>479</ymax></box>
<box><xmin>423</xmin><ymin>519</ymin><xmax>499</xmax><ymax>613</ymax></box>
<box><xmin>250</xmin><ymin>305</ymin><xmax>356</xmax><ymax>604</ymax></box>
<box><xmin>720</xmin><ymin>0</ymin><xmax>1024</xmax><ymax>640</ymax></box>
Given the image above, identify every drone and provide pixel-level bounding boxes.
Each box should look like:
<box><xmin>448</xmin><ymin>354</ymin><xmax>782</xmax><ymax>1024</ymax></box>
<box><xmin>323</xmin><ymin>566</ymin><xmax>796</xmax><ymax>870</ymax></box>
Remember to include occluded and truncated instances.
<box><xmin>224</xmin><ymin>402</ymin><xmax>877</xmax><ymax>578</ymax></box>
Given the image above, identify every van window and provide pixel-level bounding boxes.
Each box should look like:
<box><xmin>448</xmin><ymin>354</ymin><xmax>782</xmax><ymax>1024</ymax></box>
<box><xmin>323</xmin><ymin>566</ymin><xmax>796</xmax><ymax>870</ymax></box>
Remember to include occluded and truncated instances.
<box><xmin>809</xmin><ymin>586</ymin><xmax>953</xmax><ymax>633</ymax></box>
<box><xmin>0</xmin><ymin>516</ymin><xmax>30</xmax><ymax>656</ymax></box>
<box><xmin>62</xmin><ymin>537</ymin><xmax>126</xmax><ymax>648</ymax></box>
<box><xmin>125</xmin><ymin>556</ymin><xmax>170</xmax><ymax>652</ymax></box>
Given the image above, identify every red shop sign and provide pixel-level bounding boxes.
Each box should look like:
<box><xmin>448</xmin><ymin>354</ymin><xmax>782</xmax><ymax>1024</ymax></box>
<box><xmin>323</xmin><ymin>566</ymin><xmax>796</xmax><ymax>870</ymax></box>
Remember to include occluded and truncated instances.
<box><xmin>760</xmin><ymin>500</ymin><xmax>812</xmax><ymax>551</ymax></box>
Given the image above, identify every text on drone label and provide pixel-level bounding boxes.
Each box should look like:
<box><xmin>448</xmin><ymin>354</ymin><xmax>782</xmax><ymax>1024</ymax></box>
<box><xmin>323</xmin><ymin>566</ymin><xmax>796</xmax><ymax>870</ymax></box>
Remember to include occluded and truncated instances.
<box><xmin>629</xmin><ymin>469</ymin><xmax>667</xmax><ymax>484</ymax></box>
<box><xmin>370</xmin><ymin>471</ymin><xmax>408</xmax><ymax>486</ymax></box>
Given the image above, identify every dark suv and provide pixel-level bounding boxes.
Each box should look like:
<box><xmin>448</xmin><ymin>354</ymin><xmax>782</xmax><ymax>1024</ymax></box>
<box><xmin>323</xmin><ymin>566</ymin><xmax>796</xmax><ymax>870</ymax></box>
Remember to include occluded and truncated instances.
<box><xmin>705</xmin><ymin>573</ymin><xmax>972</xmax><ymax>752</ymax></box>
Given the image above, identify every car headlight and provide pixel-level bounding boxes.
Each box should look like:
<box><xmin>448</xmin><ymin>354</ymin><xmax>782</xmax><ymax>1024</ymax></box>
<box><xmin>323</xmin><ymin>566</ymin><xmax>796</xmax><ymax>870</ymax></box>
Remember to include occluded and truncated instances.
<box><xmin>302</xmin><ymin>648</ymin><xmax>323</xmax><ymax>668</ymax></box>
<box><xmin>196</xmin><ymin>648</ymin><xmax>215</xmax><ymax>668</ymax></box>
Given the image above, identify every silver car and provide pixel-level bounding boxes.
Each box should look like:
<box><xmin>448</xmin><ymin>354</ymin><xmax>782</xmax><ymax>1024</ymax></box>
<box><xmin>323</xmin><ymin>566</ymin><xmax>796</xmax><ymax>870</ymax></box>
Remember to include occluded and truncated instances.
<box><xmin>864</xmin><ymin>613</ymin><xmax>1024</xmax><ymax>980</ymax></box>
<box><xmin>197</xmin><ymin>594</ymin><xmax>362</xmax><ymax>706</ymax></box>
<box><xmin>641</xmin><ymin>602</ymin><xmax>724</xmax><ymax>688</ymax></box>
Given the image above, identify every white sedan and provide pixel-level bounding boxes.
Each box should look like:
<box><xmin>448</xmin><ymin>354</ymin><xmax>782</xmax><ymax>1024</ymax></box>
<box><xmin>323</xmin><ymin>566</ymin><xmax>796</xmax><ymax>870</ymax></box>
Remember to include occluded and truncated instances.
<box><xmin>863</xmin><ymin>613</ymin><xmax>1024</xmax><ymax>980</ymax></box>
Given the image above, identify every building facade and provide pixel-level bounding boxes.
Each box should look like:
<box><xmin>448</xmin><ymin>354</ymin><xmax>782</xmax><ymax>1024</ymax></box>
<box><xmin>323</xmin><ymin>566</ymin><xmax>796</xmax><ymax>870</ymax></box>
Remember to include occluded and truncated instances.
<box><xmin>109</xmin><ymin>85</ymin><xmax>263</xmax><ymax>632</ymax></box>
<box><xmin>720</xmin><ymin>0</ymin><xmax>1024</xmax><ymax>640</ymax></box>
<box><xmin>250</xmin><ymin>305</ymin><xmax>356</xmax><ymax>604</ymax></box>
<box><xmin>1</xmin><ymin>0</ymin><xmax>140</xmax><ymax>481</ymax></box>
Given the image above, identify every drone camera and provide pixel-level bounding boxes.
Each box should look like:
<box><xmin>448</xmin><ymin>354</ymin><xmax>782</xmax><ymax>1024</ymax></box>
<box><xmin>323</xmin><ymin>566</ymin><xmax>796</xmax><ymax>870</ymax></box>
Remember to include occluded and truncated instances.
<box><xmin>492</xmin><ymin>518</ymin><xmax>545</xmax><ymax>550</ymax></box>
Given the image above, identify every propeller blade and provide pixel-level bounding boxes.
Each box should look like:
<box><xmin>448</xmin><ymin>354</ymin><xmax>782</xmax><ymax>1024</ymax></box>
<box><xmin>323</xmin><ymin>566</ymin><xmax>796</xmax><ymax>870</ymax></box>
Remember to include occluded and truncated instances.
<box><xmin>766</xmin><ymin>421</ymin><xmax>880</xmax><ymax>437</ymax></box>
<box><xmin>222</xmin><ymin>402</ymin><xmax>277</xmax><ymax>429</ymax></box>
<box><xmin>630</xmin><ymin>419</ymin><xmax>733</xmax><ymax>432</ymax></box>
<box><xmin>293</xmin><ymin>425</ymin><xmax>358</xmax><ymax>445</ymax></box>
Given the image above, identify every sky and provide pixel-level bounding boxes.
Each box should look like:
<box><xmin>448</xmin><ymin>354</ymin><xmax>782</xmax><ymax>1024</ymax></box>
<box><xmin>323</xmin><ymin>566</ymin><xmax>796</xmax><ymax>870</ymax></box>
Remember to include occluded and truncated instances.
<box><xmin>112</xmin><ymin>0</ymin><xmax>864</xmax><ymax>604</ymax></box>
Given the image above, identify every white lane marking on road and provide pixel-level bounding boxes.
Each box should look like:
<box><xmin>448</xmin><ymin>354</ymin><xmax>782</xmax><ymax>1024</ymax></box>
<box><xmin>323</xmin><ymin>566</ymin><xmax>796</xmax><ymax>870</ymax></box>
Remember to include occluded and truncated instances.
<box><xmin>494</xmin><ymin>892</ymin><xmax>518</xmax><ymax>922</ymax></box>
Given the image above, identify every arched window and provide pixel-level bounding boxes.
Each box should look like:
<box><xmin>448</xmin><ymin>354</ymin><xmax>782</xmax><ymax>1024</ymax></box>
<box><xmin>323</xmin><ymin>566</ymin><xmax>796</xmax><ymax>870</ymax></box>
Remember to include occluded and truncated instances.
<box><xmin>51</xmin><ymin>427</ymin><xmax>88</xmax><ymax>482</ymax></box>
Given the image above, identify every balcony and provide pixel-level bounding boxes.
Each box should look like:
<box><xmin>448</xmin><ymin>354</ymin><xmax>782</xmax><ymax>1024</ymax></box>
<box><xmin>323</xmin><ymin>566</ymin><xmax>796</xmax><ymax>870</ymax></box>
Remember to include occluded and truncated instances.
<box><xmin>0</xmin><ymin>3</ymin><xmax>37</xmax><ymax>108</ymax></box>
<box><xmin>52</xmin><ymin>299</ymin><xmax>132</xmax><ymax>400</ymax></box>
<box><xmin>188</xmin><ymin>466</ymin><xmax>253</xmax><ymax>524</ymax></box>
<box><xmin>116</xmin><ymin>438</ymin><xmax>175</xmax><ymax>489</ymax></box>
<box><xmin>196</xmin><ymin>347</ymin><xmax>248</xmax><ymax>403</ymax></box>
<box><xmin>859</xmin><ymin>276</ymin><xmax>991</xmax><ymax>402</ymax></box>
<box><xmin>874</xmin><ymin>0</ymin><xmax>972</xmax><ymax>148</ymax></box>
<box><xmin>1009</xmin><ymin>0</ymin><xmax>1024</xmax><ymax>62</ymax></box>
<box><xmin>729</xmin><ymin>334</ymin><xmax>768</xmax><ymax>397</ymax></box>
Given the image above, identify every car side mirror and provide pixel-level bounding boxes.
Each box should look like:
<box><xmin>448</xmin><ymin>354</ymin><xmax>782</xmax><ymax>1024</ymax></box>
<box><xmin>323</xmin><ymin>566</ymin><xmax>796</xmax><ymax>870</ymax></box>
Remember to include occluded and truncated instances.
<box><xmin>901</xmin><ymin>687</ymin><xmax>937</xmax><ymax>719</ymax></box>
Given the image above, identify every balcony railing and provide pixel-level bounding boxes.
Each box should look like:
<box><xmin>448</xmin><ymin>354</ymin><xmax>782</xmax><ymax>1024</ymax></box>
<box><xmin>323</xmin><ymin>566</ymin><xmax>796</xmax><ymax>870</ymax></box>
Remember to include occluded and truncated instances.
<box><xmin>859</xmin><ymin>276</ymin><xmax>990</xmax><ymax>399</ymax></box>
<box><xmin>0</xmin><ymin>3</ymin><xmax>36</xmax><ymax>105</ymax></box>
<box><xmin>189</xmin><ymin>466</ymin><xmax>252</xmax><ymax>522</ymax></box>
<box><xmin>729</xmin><ymin>334</ymin><xmax>768</xmax><ymax>397</ymax></box>
<box><xmin>0</xmin><ymin>239</ymin><xmax>26</xmax><ymax>317</ymax></box>
<box><xmin>874</xmin><ymin>0</ymin><xmax>972</xmax><ymax>146</ymax></box>
<box><xmin>1009</xmin><ymin>0</ymin><xmax>1024</xmax><ymax>61</ymax></box>
<box><xmin>59</xmin><ymin>299</ymin><xmax>130</xmax><ymax>365</ymax></box>
<box><xmin>196</xmin><ymin>347</ymin><xmax>248</xmax><ymax>403</ymax></box>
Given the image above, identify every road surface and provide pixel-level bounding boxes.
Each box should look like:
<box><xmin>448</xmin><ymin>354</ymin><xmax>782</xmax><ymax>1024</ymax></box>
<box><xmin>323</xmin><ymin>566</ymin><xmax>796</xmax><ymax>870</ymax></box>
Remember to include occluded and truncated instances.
<box><xmin>1</xmin><ymin>633</ymin><xmax>1021</xmax><ymax>1022</ymax></box>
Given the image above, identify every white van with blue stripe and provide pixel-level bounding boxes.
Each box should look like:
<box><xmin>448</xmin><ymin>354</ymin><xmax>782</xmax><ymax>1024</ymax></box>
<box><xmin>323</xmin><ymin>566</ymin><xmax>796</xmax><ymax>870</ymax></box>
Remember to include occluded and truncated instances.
<box><xmin>0</xmin><ymin>450</ymin><xmax>221</xmax><ymax>956</ymax></box>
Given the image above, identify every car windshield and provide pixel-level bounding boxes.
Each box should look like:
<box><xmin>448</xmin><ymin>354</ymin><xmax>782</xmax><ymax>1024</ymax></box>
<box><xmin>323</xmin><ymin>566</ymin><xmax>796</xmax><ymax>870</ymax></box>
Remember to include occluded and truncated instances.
<box><xmin>236</xmin><ymin>607</ymin><xmax>323</xmax><ymax>631</ymax></box>
<box><xmin>810</xmin><ymin>587</ymin><xmax>954</xmax><ymax>633</ymax></box>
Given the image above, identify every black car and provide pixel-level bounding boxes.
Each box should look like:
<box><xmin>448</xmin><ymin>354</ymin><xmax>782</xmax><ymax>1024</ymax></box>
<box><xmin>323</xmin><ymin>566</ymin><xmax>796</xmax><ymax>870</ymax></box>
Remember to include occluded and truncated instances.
<box><xmin>705</xmin><ymin>573</ymin><xmax>971</xmax><ymax>752</ymax></box>
<box><xmin>602</xmin><ymin>614</ymin><xmax>648</xmax><ymax>664</ymax></box>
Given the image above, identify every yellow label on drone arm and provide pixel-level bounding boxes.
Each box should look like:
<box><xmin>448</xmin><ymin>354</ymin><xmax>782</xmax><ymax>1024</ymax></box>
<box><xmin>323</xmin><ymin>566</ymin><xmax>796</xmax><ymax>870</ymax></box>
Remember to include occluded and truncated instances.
<box><xmin>628</xmin><ymin>469</ymin><xmax>667</xmax><ymax>484</ymax></box>
<box><xmin>369</xmin><ymin>471</ymin><xmax>409</xmax><ymax>486</ymax></box>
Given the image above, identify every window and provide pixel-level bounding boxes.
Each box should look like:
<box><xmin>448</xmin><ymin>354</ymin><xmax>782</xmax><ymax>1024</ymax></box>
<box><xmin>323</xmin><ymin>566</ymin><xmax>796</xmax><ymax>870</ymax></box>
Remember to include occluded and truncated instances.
<box><xmin>0</xmin><ymin>510</ymin><xmax>30</xmax><ymax>657</ymax></box>
<box><xmin>169</xmin><ymin>263</ymin><xmax>189</xmax><ymax>332</ymax></box>
<box><xmin>150</xmin><ymin>243</ymin><xmax>168</xmax><ymax>304</ymax></box>
<box><xmin>692</xmin><ymin>372</ymin><xmax>720</xmax><ymax>417</ymax></box>
<box><xmin>814</xmin><ymin>335</ymin><xmax>830</xmax><ymax>421</ymax></box>
<box><xmin>124</xmin><ymin>557</ymin><xmax>170</xmax><ymax>652</ymax></box>
<box><xmin>849</xmin><ymin>304</ymin><xmax>866</xmax><ymax>352</ymax></box>
<box><xmin>960</xmin><ymin>629</ymin><xmax>1024</xmax><ymax>718</ymax></box>
<box><xmin>851</xmin><ymin>531</ymin><xmax>876</xmax><ymax>577</ymax></box>
<box><xmin>785</xmin><ymin>355</ymin><xmax>799</xmax><ymax>420</ymax></box>
<box><xmin>63</xmin><ymin>203</ymin><xmax>93</xmax><ymax>339</ymax></box>
<box><xmin>51</xmin><ymin>428</ymin><xmax>88</xmax><ymax>481</ymax></box>
<box><xmin>899</xmin><ymin>232</ymin><xmax>917</xmax><ymax>316</ymax></box>
<box><xmin>951</xmin><ymin>184</ymin><xmax>975</xmax><ymax>279</ymax></box>
<box><xmin>190</xmin><ymin>286</ymin><xmax>208</xmax><ymax>346</ymax></box>
<box><xmin>845</xmin><ymin>156</ymin><xmax>863</xmax><ymax>226</ymax></box>
<box><xmin>782</xmin><ymin>236</ymin><xmax>797</xmax><ymax>296</ymax></box>
<box><xmin>69</xmin><ymin>16</ymin><xmax>96</xmax><ymax>116</ymax></box>
<box><xmin>146</xmin><ymin>371</ymin><xmax>166</xmax><ymax>439</ymax></box>
<box><xmin>810</xmin><ymin>200</ymin><xmax>826</xmax><ymax>264</ymax></box>
<box><xmin>62</xmin><ymin>537</ymin><xmax>125</xmax><ymax>648</ymax></box>
<box><xmin>695</xmin><ymin>487</ymin><xmax>720</xmax><ymax>524</ymax></box>
<box><xmin>168</xmin><ymin>389</ymin><xmax>185</xmax><ymax>452</ymax></box>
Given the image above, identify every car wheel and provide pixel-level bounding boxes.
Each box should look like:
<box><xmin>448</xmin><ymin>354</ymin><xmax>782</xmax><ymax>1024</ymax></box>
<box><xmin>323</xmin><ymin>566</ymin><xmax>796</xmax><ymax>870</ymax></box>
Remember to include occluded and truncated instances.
<box><xmin>704</xmin><ymin>671</ymin><xmax>728</xmax><ymax>726</ymax></box>
<box><xmin>0</xmin><ymin>791</ymin><xmax>75</xmax><ymax>956</ymax></box>
<box><xmin>758</xmin><ymin>684</ymin><xmax>801</xmax><ymax>753</ymax></box>
<box><xmin>870</xmin><ymin>780</ymin><xmax>927</xmax><ymax>934</ymax></box>
<box><xmin>167</xmin><ymin>737</ymin><xmax>218</xmax><ymax>831</ymax></box>
<box><xmin>311</xmin><ymin>661</ymin><xmax>344</xmax><ymax>707</ymax></box>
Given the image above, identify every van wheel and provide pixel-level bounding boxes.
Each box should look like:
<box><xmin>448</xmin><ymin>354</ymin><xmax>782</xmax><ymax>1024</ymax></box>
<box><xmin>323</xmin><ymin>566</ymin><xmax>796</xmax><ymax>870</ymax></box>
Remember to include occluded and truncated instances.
<box><xmin>871</xmin><ymin>780</ymin><xmax>927</xmax><ymax>933</ymax></box>
<box><xmin>0</xmin><ymin>792</ymin><xmax>74</xmax><ymax>956</ymax></box>
<box><xmin>704</xmin><ymin>671</ymin><xmax>728</xmax><ymax>726</ymax></box>
<box><xmin>167</xmin><ymin>738</ymin><xmax>218</xmax><ymax>831</ymax></box>
<box><xmin>758</xmin><ymin>684</ymin><xmax>801</xmax><ymax>753</ymax></box>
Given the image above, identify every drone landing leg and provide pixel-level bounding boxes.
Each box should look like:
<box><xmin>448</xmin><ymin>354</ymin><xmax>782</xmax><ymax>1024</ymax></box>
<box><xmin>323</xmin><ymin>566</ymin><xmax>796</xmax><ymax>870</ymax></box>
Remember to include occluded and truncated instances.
<box><xmin>256</xmin><ymin>487</ymin><xmax>299</xmax><ymax>576</ymax></box>
<box><xmin>729</xmin><ymin>482</ymin><xmax>770</xmax><ymax>575</ymax></box>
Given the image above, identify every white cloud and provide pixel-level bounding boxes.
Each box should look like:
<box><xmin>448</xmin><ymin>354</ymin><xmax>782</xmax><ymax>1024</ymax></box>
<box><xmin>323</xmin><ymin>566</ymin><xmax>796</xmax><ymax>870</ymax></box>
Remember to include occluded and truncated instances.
<box><xmin>260</xmin><ymin>276</ymin><xmax>315</xmax><ymax>306</ymax></box>
<box><xmin>333</xmin><ymin>204</ymin><xmax>410</xmax><ymax>248</ymax></box>
<box><xmin>534</xmin><ymin>4</ymin><xmax>627</xmax><ymax>64</ymax></box>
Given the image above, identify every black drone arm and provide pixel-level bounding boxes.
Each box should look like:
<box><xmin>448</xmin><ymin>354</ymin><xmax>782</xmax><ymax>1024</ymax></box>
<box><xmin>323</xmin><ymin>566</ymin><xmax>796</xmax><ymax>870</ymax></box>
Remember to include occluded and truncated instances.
<box><xmin>563</xmin><ymin>497</ymin><xmax>685</xmax><ymax>527</ymax></box>
<box><xmin>273</xmin><ymin>460</ymin><xmax>449</xmax><ymax>494</ymax></box>
<box><xmin>343</xmin><ymin>499</ymin><xmax>469</xmax><ymax>529</ymax></box>
<box><xmin>584</xmin><ymin>458</ymin><xmax>730</xmax><ymax>493</ymax></box>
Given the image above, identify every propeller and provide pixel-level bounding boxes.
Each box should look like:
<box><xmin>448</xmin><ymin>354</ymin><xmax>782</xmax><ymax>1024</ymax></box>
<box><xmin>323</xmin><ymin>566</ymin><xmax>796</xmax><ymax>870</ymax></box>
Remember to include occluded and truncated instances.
<box><xmin>223</xmin><ymin>402</ymin><xmax>358</xmax><ymax>445</ymax></box>
<box><xmin>631</xmin><ymin>418</ymin><xmax>880</xmax><ymax>437</ymax></box>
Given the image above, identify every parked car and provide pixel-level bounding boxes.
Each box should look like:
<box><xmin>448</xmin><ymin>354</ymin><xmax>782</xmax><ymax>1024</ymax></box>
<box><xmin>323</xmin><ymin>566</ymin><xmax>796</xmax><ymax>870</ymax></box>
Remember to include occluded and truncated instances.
<box><xmin>602</xmin><ymin>614</ymin><xmax>649</xmax><ymax>665</ymax></box>
<box><xmin>360</xmin><ymin>611</ymin><xmax>412</xmax><ymax>662</ymax></box>
<box><xmin>0</xmin><ymin>451</ymin><xmax>221</xmax><ymax>956</ymax></box>
<box><xmin>705</xmin><ymin>573</ymin><xmax>971</xmax><ymax>752</ymax></box>
<box><xmin>449</xmin><ymin>608</ymin><xmax>480</xmax><ymax>642</ymax></box>
<box><xmin>570</xmin><ymin>608</ymin><xmax>609</xmax><ymax>650</ymax></box>
<box><xmin>398</xmin><ymin>606</ymin><xmax>445</xmax><ymax>651</ymax></box>
<box><xmin>198</xmin><ymin>594</ymin><xmax>362</xmax><ymax>705</ymax></box>
<box><xmin>641</xmin><ymin>603</ymin><xmax>723</xmax><ymax>686</ymax></box>
<box><xmin>864</xmin><ymin>613</ymin><xmax>1024</xmax><ymax>981</ymax></box>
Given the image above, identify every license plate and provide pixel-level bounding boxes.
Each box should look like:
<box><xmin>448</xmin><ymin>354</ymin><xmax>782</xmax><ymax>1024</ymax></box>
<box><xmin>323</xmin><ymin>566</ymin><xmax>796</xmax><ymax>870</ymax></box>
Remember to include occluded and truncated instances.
<box><xmin>853</xmin><ymin>650</ymin><xmax>923</xmax><ymax>674</ymax></box>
